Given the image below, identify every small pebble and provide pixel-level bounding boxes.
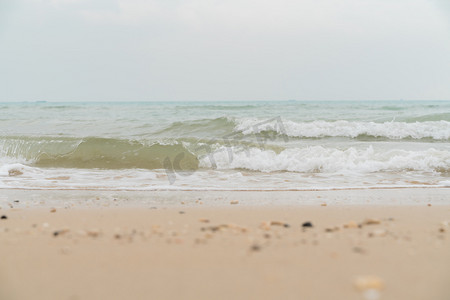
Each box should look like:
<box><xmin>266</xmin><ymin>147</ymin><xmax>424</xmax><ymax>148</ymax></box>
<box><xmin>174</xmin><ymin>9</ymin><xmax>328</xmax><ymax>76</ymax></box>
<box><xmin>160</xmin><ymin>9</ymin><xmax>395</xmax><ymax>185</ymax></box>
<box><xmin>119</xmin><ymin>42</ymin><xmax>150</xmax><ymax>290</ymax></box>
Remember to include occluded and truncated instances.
<box><xmin>321</xmin><ymin>203</ymin><xmax>327</xmax><ymax>206</ymax></box>
<box><xmin>363</xmin><ymin>218</ymin><xmax>381</xmax><ymax>226</ymax></box>
<box><xmin>53</xmin><ymin>229</ymin><xmax>69</xmax><ymax>237</ymax></box>
<box><xmin>87</xmin><ymin>229</ymin><xmax>100</xmax><ymax>238</ymax></box>
<box><xmin>50</xmin><ymin>208</ymin><xmax>57</xmax><ymax>213</ymax></box>
<box><xmin>270</xmin><ymin>221</ymin><xmax>290</xmax><ymax>228</ymax></box>
<box><xmin>344</xmin><ymin>221</ymin><xmax>358</xmax><ymax>229</ymax></box>
<box><xmin>179</xmin><ymin>211</ymin><xmax>185</xmax><ymax>214</ymax></box>
<box><xmin>230</xmin><ymin>200</ymin><xmax>239</xmax><ymax>205</ymax></box>
<box><xmin>325</xmin><ymin>227</ymin><xmax>340</xmax><ymax>232</ymax></box>
<box><xmin>250</xmin><ymin>244</ymin><xmax>261</xmax><ymax>252</ymax></box>
<box><xmin>199</xmin><ymin>219</ymin><xmax>210</xmax><ymax>223</ymax></box>
<box><xmin>427</xmin><ymin>204</ymin><xmax>432</xmax><ymax>207</ymax></box>
<box><xmin>302</xmin><ymin>221</ymin><xmax>313</xmax><ymax>228</ymax></box>
<box><xmin>260</xmin><ymin>221</ymin><xmax>271</xmax><ymax>231</ymax></box>
<box><xmin>1</xmin><ymin>215</ymin><xmax>7</xmax><ymax>220</ymax></box>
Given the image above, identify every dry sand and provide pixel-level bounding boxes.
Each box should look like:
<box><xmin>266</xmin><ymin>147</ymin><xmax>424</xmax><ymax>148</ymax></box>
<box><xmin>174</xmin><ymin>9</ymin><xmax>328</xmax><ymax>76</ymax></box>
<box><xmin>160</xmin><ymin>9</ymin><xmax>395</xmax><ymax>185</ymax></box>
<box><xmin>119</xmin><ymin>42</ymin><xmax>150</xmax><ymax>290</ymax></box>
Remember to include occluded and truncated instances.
<box><xmin>0</xmin><ymin>190</ymin><xmax>449</xmax><ymax>300</ymax></box>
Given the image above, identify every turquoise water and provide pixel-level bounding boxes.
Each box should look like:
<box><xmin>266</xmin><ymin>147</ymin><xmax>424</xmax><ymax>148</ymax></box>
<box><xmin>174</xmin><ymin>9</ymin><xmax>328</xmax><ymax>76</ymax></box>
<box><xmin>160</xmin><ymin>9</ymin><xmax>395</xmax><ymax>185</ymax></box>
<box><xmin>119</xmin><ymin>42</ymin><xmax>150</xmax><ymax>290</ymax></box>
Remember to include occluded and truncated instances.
<box><xmin>0</xmin><ymin>100</ymin><xmax>449</xmax><ymax>190</ymax></box>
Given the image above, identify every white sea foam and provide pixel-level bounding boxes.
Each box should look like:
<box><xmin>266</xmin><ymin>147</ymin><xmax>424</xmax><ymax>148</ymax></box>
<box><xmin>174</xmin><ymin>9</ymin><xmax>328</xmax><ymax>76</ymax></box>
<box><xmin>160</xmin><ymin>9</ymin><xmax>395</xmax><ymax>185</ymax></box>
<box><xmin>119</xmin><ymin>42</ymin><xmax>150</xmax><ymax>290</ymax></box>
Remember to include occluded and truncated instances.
<box><xmin>439</xmin><ymin>180</ymin><xmax>450</xmax><ymax>187</ymax></box>
<box><xmin>235</xmin><ymin>119</ymin><xmax>450</xmax><ymax>140</ymax></box>
<box><xmin>199</xmin><ymin>146</ymin><xmax>450</xmax><ymax>173</ymax></box>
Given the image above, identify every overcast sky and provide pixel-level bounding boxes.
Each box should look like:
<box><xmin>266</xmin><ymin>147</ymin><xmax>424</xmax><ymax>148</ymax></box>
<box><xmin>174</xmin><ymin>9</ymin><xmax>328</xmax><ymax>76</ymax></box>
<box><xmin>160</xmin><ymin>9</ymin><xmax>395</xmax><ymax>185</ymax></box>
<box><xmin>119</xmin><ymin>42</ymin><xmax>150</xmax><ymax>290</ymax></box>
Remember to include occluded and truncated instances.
<box><xmin>1</xmin><ymin>0</ymin><xmax>450</xmax><ymax>101</ymax></box>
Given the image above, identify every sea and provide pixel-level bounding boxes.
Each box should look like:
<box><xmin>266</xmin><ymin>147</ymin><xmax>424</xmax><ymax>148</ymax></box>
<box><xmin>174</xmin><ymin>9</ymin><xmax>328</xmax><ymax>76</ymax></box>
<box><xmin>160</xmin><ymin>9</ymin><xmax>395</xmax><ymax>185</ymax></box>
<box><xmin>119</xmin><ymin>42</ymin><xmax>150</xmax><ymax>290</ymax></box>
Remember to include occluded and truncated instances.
<box><xmin>1</xmin><ymin>100</ymin><xmax>449</xmax><ymax>191</ymax></box>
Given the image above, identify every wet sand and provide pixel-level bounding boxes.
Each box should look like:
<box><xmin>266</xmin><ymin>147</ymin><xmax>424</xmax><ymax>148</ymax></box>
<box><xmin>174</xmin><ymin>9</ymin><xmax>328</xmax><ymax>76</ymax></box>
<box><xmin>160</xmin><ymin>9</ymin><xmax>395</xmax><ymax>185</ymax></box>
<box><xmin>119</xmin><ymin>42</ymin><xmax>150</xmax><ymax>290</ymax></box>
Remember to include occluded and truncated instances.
<box><xmin>1</xmin><ymin>192</ymin><xmax>450</xmax><ymax>300</ymax></box>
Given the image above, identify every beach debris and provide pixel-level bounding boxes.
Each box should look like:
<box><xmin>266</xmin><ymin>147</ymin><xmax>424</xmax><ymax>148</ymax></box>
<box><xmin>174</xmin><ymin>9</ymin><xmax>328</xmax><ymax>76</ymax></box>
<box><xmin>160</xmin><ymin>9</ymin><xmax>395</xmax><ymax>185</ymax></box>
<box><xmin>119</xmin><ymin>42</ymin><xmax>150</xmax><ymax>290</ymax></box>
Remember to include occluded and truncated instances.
<box><xmin>201</xmin><ymin>223</ymin><xmax>247</xmax><ymax>233</ymax></box>
<box><xmin>179</xmin><ymin>211</ymin><xmax>185</xmax><ymax>214</ymax></box>
<box><xmin>224</xmin><ymin>223</ymin><xmax>248</xmax><ymax>233</ymax></box>
<box><xmin>302</xmin><ymin>221</ymin><xmax>313</xmax><ymax>228</ymax></box>
<box><xmin>325</xmin><ymin>226</ymin><xmax>340</xmax><ymax>232</ymax></box>
<box><xmin>439</xmin><ymin>228</ymin><xmax>446</xmax><ymax>233</ymax></box>
<box><xmin>260</xmin><ymin>222</ymin><xmax>271</xmax><ymax>231</ymax></box>
<box><xmin>53</xmin><ymin>229</ymin><xmax>70</xmax><ymax>237</ymax></box>
<box><xmin>199</xmin><ymin>218</ymin><xmax>210</xmax><ymax>223</ymax></box>
<box><xmin>260</xmin><ymin>221</ymin><xmax>290</xmax><ymax>230</ymax></box>
<box><xmin>230</xmin><ymin>200</ymin><xmax>239</xmax><ymax>205</ymax></box>
<box><xmin>50</xmin><ymin>208</ymin><xmax>57</xmax><ymax>213</ymax></box>
<box><xmin>201</xmin><ymin>225</ymin><xmax>224</xmax><ymax>232</ymax></box>
<box><xmin>321</xmin><ymin>203</ymin><xmax>327</xmax><ymax>206</ymax></box>
<box><xmin>87</xmin><ymin>229</ymin><xmax>101</xmax><ymax>238</ymax></box>
<box><xmin>354</xmin><ymin>275</ymin><xmax>384</xmax><ymax>291</ymax></box>
<box><xmin>1</xmin><ymin>215</ymin><xmax>7</xmax><ymax>220</ymax></box>
<box><xmin>427</xmin><ymin>204</ymin><xmax>432</xmax><ymax>207</ymax></box>
<box><xmin>363</xmin><ymin>218</ymin><xmax>381</xmax><ymax>226</ymax></box>
<box><xmin>343</xmin><ymin>221</ymin><xmax>358</xmax><ymax>229</ymax></box>
<box><xmin>270</xmin><ymin>221</ymin><xmax>290</xmax><ymax>228</ymax></box>
<box><xmin>368</xmin><ymin>229</ymin><xmax>387</xmax><ymax>238</ymax></box>
<box><xmin>250</xmin><ymin>243</ymin><xmax>262</xmax><ymax>252</ymax></box>
<box><xmin>181</xmin><ymin>201</ymin><xmax>185</xmax><ymax>205</ymax></box>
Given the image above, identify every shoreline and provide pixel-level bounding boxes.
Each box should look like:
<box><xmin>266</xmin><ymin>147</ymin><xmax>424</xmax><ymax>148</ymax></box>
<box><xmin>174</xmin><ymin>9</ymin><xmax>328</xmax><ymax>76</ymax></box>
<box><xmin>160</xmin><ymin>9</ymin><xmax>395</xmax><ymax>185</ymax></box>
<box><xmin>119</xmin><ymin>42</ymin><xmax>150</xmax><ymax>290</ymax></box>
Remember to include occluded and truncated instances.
<box><xmin>1</xmin><ymin>185</ymin><xmax>449</xmax><ymax>192</ymax></box>
<box><xmin>1</xmin><ymin>188</ymin><xmax>449</xmax><ymax>209</ymax></box>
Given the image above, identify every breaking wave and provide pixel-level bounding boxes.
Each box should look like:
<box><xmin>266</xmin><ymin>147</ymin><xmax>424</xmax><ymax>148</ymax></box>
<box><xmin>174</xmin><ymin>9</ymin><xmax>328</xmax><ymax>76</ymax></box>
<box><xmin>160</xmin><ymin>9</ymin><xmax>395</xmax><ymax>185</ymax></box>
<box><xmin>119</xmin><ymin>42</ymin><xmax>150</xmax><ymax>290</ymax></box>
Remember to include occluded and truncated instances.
<box><xmin>199</xmin><ymin>146</ymin><xmax>450</xmax><ymax>173</ymax></box>
<box><xmin>235</xmin><ymin>119</ymin><xmax>450</xmax><ymax>140</ymax></box>
<box><xmin>0</xmin><ymin>137</ymin><xmax>198</xmax><ymax>170</ymax></box>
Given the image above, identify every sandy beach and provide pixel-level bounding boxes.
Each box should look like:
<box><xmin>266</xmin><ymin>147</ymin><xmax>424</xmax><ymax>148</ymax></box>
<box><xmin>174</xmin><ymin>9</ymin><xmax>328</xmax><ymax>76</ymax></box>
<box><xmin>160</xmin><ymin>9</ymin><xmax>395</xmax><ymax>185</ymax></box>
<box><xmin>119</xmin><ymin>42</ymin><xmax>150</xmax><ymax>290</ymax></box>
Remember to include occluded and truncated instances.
<box><xmin>1</xmin><ymin>189</ymin><xmax>449</xmax><ymax>300</ymax></box>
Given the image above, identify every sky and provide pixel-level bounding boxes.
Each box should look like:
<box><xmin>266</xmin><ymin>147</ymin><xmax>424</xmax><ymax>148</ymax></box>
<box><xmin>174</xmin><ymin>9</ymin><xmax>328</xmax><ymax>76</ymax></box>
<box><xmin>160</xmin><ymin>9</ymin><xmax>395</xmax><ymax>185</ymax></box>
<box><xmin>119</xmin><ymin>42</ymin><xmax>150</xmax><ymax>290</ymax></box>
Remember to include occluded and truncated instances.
<box><xmin>1</xmin><ymin>0</ymin><xmax>450</xmax><ymax>102</ymax></box>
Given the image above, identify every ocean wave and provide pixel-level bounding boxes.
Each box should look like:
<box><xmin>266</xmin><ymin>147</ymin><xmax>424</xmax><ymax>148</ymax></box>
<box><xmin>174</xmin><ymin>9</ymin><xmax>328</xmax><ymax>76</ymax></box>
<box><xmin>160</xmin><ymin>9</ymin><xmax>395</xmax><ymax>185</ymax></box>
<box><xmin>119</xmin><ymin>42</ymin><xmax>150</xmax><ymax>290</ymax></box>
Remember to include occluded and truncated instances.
<box><xmin>152</xmin><ymin>117</ymin><xmax>236</xmax><ymax>137</ymax></box>
<box><xmin>1</xmin><ymin>135</ymin><xmax>449</xmax><ymax>173</ymax></box>
<box><xmin>0</xmin><ymin>137</ymin><xmax>198</xmax><ymax>170</ymax></box>
<box><xmin>235</xmin><ymin>119</ymin><xmax>450</xmax><ymax>140</ymax></box>
<box><xmin>199</xmin><ymin>146</ymin><xmax>450</xmax><ymax>173</ymax></box>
